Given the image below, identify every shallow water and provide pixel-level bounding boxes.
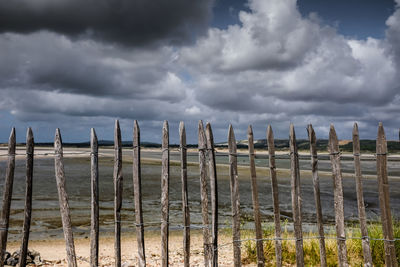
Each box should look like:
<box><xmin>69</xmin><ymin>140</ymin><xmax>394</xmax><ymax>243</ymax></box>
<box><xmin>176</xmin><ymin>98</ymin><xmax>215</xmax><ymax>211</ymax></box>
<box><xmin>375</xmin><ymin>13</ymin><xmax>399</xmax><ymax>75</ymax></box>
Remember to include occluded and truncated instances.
<box><xmin>1</xmin><ymin>150</ymin><xmax>400</xmax><ymax>241</ymax></box>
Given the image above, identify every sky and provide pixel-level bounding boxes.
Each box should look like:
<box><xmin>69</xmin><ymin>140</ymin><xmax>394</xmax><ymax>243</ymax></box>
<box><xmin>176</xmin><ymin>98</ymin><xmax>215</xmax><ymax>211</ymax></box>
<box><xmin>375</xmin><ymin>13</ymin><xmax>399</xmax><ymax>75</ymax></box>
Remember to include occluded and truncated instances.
<box><xmin>0</xmin><ymin>0</ymin><xmax>399</xmax><ymax>144</ymax></box>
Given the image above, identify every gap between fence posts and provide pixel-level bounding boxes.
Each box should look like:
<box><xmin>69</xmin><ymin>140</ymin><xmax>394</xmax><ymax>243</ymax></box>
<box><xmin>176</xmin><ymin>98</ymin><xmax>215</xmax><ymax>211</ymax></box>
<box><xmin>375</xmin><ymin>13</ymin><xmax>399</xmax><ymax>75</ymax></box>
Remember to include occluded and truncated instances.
<box><xmin>180</xmin><ymin>122</ymin><xmax>190</xmax><ymax>267</ymax></box>
<box><xmin>90</xmin><ymin>128</ymin><xmax>99</xmax><ymax>267</ymax></box>
<box><xmin>307</xmin><ymin>124</ymin><xmax>327</xmax><ymax>267</ymax></box>
<box><xmin>114</xmin><ymin>120</ymin><xmax>123</xmax><ymax>267</ymax></box>
<box><xmin>289</xmin><ymin>124</ymin><xmax>304</xmax><ymax>267</ymax></box>
<box><xmin>133</xmin><ymin>121</ymin><xmax>146</xmax><ymax>267</ymax></box>
<box><xmin>206</xmin><ymin>122</ymin><xmax>218</xmax><ymax>267</ymax></box>
<box><xmin>267</xmin><ymin>125</ymin><xmax>282</xmax><ymax>267</ymax></box>
<box><xmin>54</xmin><ymin>129</ymin><xmax>77</xmax><ymax>267</ymax></box>
<box><xmin>198</xmin><ymin>121</ymin><xmax>210</xmax><ymax>266</ymax></box>
<box><xmin>328</xmin><ymin>125</ymin><xmax>348</xmax><ymax>267</ymax></box>
<box><xmin>161</xmin><ymin>121</ymin><xmax>170</xmax><ymax>267</ymax></box>
<box><xmin>247</xmin><ymin>125</ymin><xmax>264</xmax><ymax>267</ymax></box>
<box><xmin>0</xmin><ymin>128</ymin><xmax>16</xmax><ymax>267</ymax></box>
<box><xmin>376</xmin><ymin>123</ymin><xmax>398</xmax><ymax>267</ymax></box>
<box><xmin>19</xmin><ymin>128</ymin><xmax>34</xmax><ymax>267</ymax></box>
<box><xmin>352</xmin><ymin>123</ymin><xmax>373</xmax><ymax>267</ymax></box>
<box><xmin>228</xmin><ymin>125</ymin><xmax>241</xmax><ymax>267</ymax></box>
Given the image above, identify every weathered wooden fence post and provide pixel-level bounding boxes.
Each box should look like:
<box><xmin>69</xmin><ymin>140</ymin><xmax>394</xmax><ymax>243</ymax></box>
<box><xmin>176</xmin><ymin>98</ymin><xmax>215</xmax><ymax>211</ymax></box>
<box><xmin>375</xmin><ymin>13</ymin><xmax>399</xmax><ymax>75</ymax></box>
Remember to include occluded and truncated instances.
<box><xmin>0</xmin><ymin>128</ymin><xmax>15</xmax><ymax>267</ymax></box>
<box><xmin>376</xmin><ymin>122</ymin><xmax>398</xmax><ymax>267</ymax></box>
<box><xmin>19</xmin><ymin>128</ymin><xmax>34</xmax><ymax>267</ymax></box>
<box><xmin>198</xmin><ymin>121</ymin><xmax>210</xmax><ymax>266</ymax></box>
<box><xmin>228</xmin><ymin>125</ymin><xmax>241</xmax><ymax>267</ymax></box>
<box><xmin>352</xmin><ymin>123</ymin><xmax>372</xmax><ymax>267</ymax></box>
<box><xmin>206</xmin><ymin>122</ymin><xmax>218</xmax><ymax>267</ymax></box>
<box><xmin>90</xmin><ymin>128</ymin><xmax>99</xmax><ymax>267</ymax></box>
<box><xmin>54</xmin><ymin>128</ymin><xmax>77</xmax><ymax>267</ymax></box>
<box><xmin>307</xmin><ymin>124</ymin><xmax>327</xmax><ymax>267</ymax></box>
<box><xmin>267</xmin><ymin>125</ymin><xmax>282</xmax><ymax>267</ymax></box>
<box><xmin>328</xmin><ymin>124</ymin><xmax>348</xmax><ymax>267</ymax></box>
<box><xmin>180</xmin><ymin>122</ymin><xmax>190</xmax><ymax>267</ymax></box>
<box><xmin>289</xmin><ymin>124</ymin><xmax>304</xmax><ymax>266</ymax></box>
<box><xmin>133</xmin><ymin>120</ymin><xmax>146</xmax><ymax>267</ymax></box>
<box><xmin>114</xmin><ymin>120</ymin><xmax>123</xmax><ymax>267</ymax></box>
<box><xmin>161</xmin><ymin>121</ymin><xmax>170</xmax><ymax>267</ymax></box>
<box><xmin>247</xmin><ymin>125</ymin><xmax>264</xmax><ymax>267</ymax></box>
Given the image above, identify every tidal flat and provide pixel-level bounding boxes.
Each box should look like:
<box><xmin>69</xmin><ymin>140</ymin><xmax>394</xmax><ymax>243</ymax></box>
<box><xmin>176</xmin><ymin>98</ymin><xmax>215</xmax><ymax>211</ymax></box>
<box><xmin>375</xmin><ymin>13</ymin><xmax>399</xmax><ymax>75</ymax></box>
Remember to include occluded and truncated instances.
<box><xmin>1</xmin><ymin>147</ymin><xmax>400</xmax><ymax>242</ymax></box>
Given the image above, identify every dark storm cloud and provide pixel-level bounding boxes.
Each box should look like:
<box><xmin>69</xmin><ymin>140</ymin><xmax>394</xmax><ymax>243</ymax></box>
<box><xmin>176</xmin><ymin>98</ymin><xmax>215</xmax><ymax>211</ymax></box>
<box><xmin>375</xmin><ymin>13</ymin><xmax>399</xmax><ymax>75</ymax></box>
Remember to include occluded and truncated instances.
<box><xmin>0</xmin><ymin>0</ymin><xmax>213</xmax><ymax>46</ymax></box>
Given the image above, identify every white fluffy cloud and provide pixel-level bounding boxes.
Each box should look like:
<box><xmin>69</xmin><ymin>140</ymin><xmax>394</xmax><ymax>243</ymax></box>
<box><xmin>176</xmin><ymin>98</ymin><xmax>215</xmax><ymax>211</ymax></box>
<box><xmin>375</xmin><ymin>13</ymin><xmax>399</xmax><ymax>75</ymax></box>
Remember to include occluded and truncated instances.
<box><xmin>177</xmin><ymin>0</ymin><xmax>400</xmax><ymax>140</ymax></box>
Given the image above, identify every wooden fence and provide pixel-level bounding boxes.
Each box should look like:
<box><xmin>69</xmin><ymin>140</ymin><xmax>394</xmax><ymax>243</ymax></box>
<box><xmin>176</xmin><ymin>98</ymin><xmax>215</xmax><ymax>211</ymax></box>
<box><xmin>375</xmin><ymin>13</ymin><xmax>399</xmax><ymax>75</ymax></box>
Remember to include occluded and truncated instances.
<box><xmin>0</xmin><ymin>120</ymin><xmax>398</xmax><ymax>267</ymax></box>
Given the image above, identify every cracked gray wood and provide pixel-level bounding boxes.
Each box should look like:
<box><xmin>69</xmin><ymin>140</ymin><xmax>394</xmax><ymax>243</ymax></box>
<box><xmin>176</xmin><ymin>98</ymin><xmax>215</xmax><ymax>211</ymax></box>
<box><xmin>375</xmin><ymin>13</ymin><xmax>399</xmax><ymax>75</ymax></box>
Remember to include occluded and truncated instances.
<box><xmin>328</xmin><ymin>124</ymin><xmax>348</xmax><ymax>267</ymax></box>
<box><xmin>198</xmin><ymin>121</ymin><xmax>210</xmax><ymax>266</ymax></box>
<box><xmin>307</xmin><ymin>124</ymin><xmax>327</xmax><ymax>267</ymax></box>
<box><xmin>161</xmin><ymin>121</ymin><xmax>170</xmax><ymax>267</ymax></box>
<box><xmin>206</xmin><ymin>122</ymin><xmax>218</xmax><ymax>267</ymax></box>
<box><xmin>133</xmin><ymin>120</ymin><xmax>146</xmax><ymax>267</ymax></box>
<box><xmin>247</xmin><ymin>125</ymin><xmax>264</xmax><ymax>267</ymax></box>
<box><xmin>352</xmin><ymin>123</ymin><xmax>372</xmax><ymax>267</ymax></box>
<box><xmin>54</xmin><ymin>129</ymin><xmax>77</xmax><ymax>267</ymax></box>
<box><xmin>228</xmin><ymin>125</ymin><xmax>241</xmax><ymax>267</ymax></box>
<box><xmin>0</xmin><ymin>128</ymin><xmax>15</xmax><ymax>267</ymax></box>
<box><xmin>289</xmin><ymin>124</ymin><xmax>304</xmax><ymax>266</ymax></box>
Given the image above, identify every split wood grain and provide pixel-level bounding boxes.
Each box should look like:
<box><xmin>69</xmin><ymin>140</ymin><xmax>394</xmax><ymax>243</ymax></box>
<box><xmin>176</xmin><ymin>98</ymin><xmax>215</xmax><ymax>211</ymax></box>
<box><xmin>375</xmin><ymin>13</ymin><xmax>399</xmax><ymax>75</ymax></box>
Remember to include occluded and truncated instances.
<box><xmin>0</xmin><ymin>128</ymin><xmax>15</xmax><ymax>267</ymax></box>
<box><xmin>90</xmin><ymin>128</ymin><xmax>99</xmax><ymax>267</ymax></box>
<box><xmin>376</xmin><ymin>123</ymin><xmax>398</xmax><ymax>267</ymax></box>
<box><xmin>161</xmin><ymin>121</ymin><xmax>170</xmax><ymax>267</ymax></box>
<box><xmin>54</xmin><ymin>129</ymin><xmax>77</xmax><ymax>267</ymax></box>
<box><xmin>328</xmin><ymin>124</ymin><xmax>348</xmax><ymax>267</ymax></box>
<box><xmin>180</xmin><ymin>122</ymin><xmax>190</xmax><ymax>267</ymax></box>
<box><xmin>133</xmin><ymin>121</ymin><xmax>146</xmax><ymax>267</ymax></box>
<box><xmin>198</xmin><ymin>121</ymin><xmax>210</xmax><ymax>266</ymax></box>
<box><xmin>289</xmin><ymin>124</ymin><xmax>304</xmax><ymax>267</ymax></box>
<box><xmin>206</xmin><ymin>122</ymin><xmax>218</xmax><ymax>267</ymax></box>
<box><xmin>267</xmin><ymin>125</ymin><xmax>282</xmax><ymax>267</ymax></box>
<box><xmin>247</xmin><ymin>125</ymin><xmax>264</xmax><ymax>267</ymax></box>
<box><xmin>114</xmin><ymin>120</ymin><xmax>123</xmax><ymax>267</ymax></box>
<box><xmin>307</xmin><ymin>124</ymin><xmax>327</xmax><ymax>267</ymax></box>
<box><xmin>19</xmin><ymin>128</ymin><xmax>34</xmax><ymax>267</ymax></box>
<box><xmin>228</xmin><ymin>125</ymin><xmax>241</xmax><ymax>267</ymax></box>
<box><xmin>352</xmin><ymin>123</ymin><xmax>372</xmax><ymax>267</ymax></box>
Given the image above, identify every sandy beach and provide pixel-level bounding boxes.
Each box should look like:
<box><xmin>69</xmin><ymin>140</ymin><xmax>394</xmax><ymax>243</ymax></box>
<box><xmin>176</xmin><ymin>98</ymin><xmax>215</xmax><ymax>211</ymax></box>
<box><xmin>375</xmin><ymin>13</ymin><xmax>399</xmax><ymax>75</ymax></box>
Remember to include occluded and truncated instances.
<box><xmin>4</xmin><ymin>230</ymin><xmax>249</xmax><ymax>266</ymax></box>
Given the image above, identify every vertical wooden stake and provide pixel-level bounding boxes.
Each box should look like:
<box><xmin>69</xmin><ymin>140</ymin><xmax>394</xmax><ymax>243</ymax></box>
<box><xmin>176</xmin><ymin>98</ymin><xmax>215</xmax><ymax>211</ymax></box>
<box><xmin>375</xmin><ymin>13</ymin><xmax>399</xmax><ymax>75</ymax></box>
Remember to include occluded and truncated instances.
<box><xmin>206</xmin><ymin>123</ymin><xmax>218</xmax><ymax>267</ymax></box>
<box><xmin>289</xmin><ymin>124</ymin><xmax>304</xmax><ymax>266</ymax></box>
<box><xmin>247</xmin><ymin>125</ymin><xmax>264</xmax><ymax>267</ymax></box>
<box><xmin>307</xmin><ymin>124</ymin><xmax>327</xmax><ymax>267</ymax></box>
<box><xmin>328</xmin><ymin>124</ymin><xmax>348</xmax><ymax>267</ymax></box>
<box><xmin>0</xmin><ymin>128</ymin><xmax>15</xmax><ymax>267</ymax></box>
<box><xmin>19</xmin><ymin>128</ymin><xmax>34</xmax><ymax>267</ymax></box>
<box><xmin>90</xmin><ymin>128</ymin><xmax>99</xmax><ymax>267</ymax></box>
<box><xmin>376</xmin><ymin>122</ymin><xmax>398</xmax><ymax>267</ymax></box>
<box><xmin>54</xmin><ymin>128</ymin><xmax>77</xmax><ymax>267</ymax></box>
<box><xmin>267</xmin><ymin>125</ymin><xmax>282</xmax><ymax>267</ymax></box>
<box><xmin>352</xmin><ymin>123</ymin><xmax>373</xmax><ymax>267</ymax></box>
<box><xmin>228</xmin><ymin>125</ymin><xmax>241</xmax><ymax>267</ymax></box>
<box><xmin>180</xmin><ymin>122</ymin><xmax>191</xmax><ymax>267</ymax></box>
<box><xmin>114</xmin><ymin>120</ymin><xmax>123</xmax><ymax>267</ymax></box>
<box><xmin>133</xmin><ymin>121</ymin><xmax>146</xmax><ymax>267</ymax></box>
<box><xmin>161</xmin><ymin>121</ymin><xmax>169</xmax><ymax>267</ymax></box>
<box><xmin>198</xmin><ymin>121</ymin><xmax>210</xmax><ymax>266</ymax></box>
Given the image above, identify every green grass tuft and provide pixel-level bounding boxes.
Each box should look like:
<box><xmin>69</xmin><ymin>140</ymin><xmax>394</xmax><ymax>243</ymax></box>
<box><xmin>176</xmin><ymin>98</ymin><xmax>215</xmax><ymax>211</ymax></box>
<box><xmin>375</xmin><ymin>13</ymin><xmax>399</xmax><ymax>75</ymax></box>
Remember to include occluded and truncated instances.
<box><xmin>242</xmin><ymin>220</ymin><xmax>400</xmax><ymax>266</ymax></box>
